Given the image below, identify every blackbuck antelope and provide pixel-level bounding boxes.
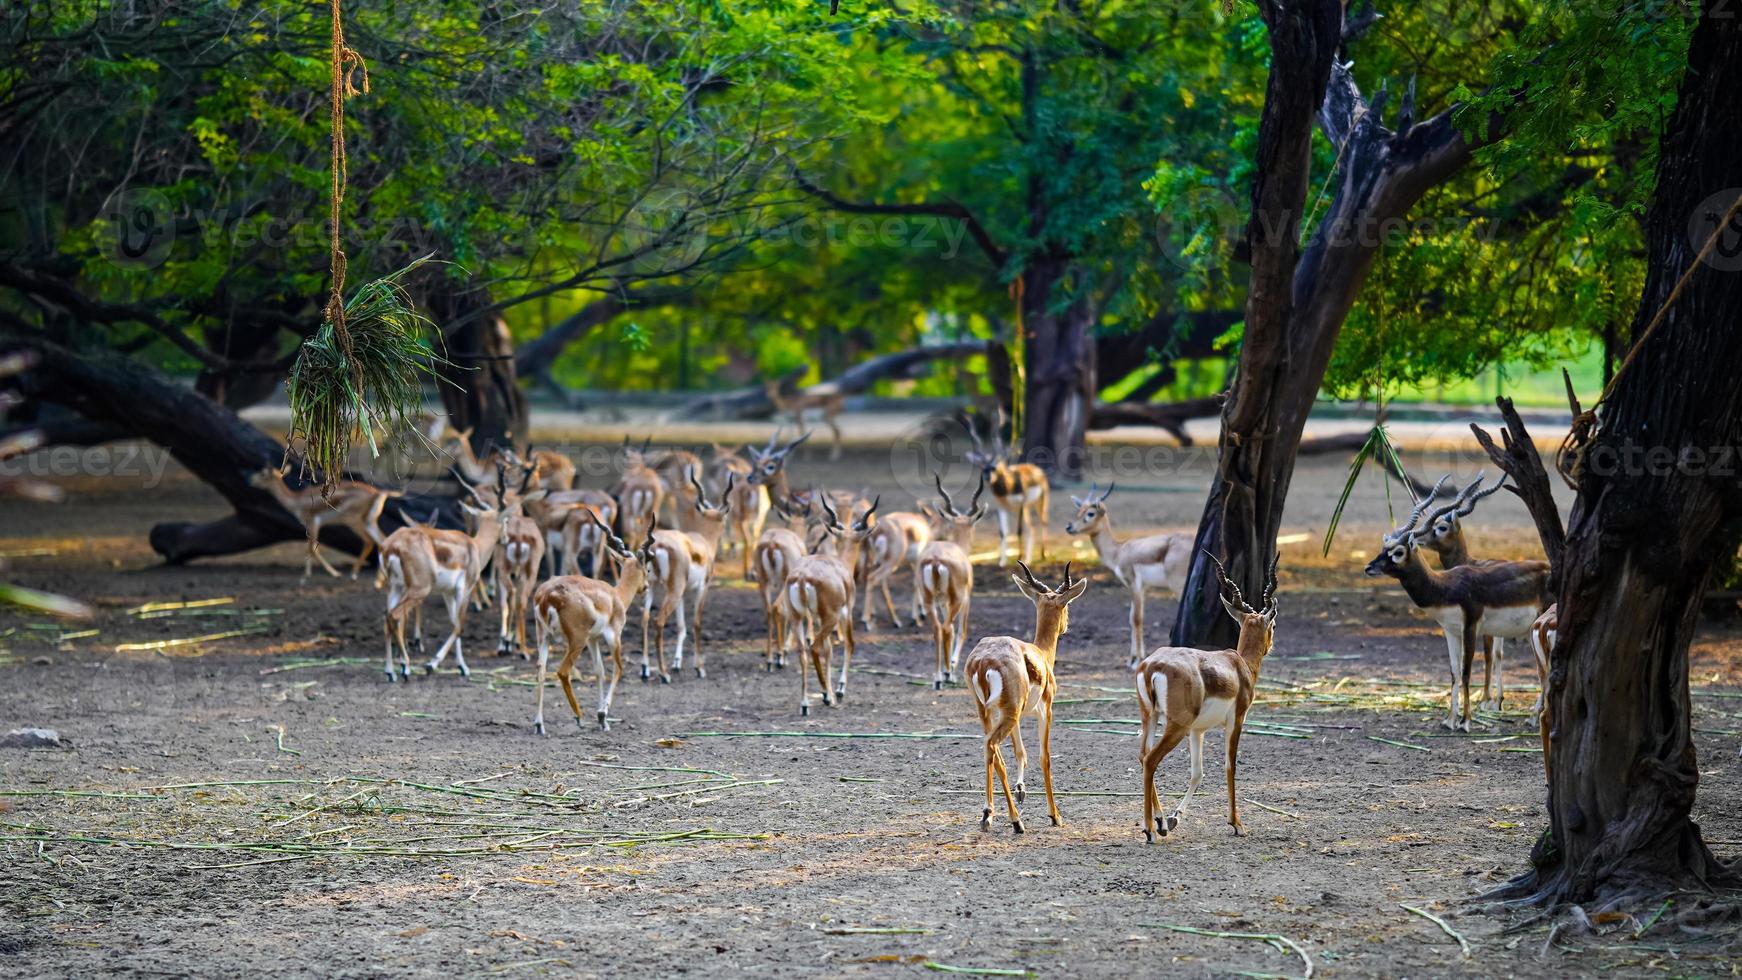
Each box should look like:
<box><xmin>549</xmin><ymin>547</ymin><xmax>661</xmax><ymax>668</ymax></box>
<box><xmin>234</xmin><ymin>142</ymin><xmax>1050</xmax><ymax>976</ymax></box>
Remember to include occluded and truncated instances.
<box><xmin>964</xmin><ymin>416</ymin><xmax>1049</xmax><ymax>567</ymax></box>
<box><xmin>1065</xmin><ymin>483</ymin><xmax>1192</xmax><ymax>668</ymax></box>
<box><xmin>1135</xmin><ymin>553</ymin><xmax>1278</xmax><ymax>841</ymax></box>
<box><xmin>650</xmin><ymin>446</ymin><xmax>707</xmax><ymax>534</ymax></box>
<box><xmin>765</xmin><ymin>378</ymin><xmax>845</xmax><ymax>460</ymax></box>
<box><xmin>751</xmin><ymin>497</ymin><xmax>812</xmax><ymax>671</ymax></box>
<box><xmin>965</xmin><ymin>561</ymin><xmax>1088</xmax><ymax>833</ymax></box>
<box><xmin>375</xmin><ymin>477</ymin><xmax>515</xmax><ymax>680</ymax></box>
<box><xmin>641</xmin><ymin>472</ymin><xmax>733</xmax><ymax>682</ymax></box>
<box><xmin>531</xmin><ymin>513</ymin><xmax>650</xmax><ymax>733</ymax></box>
<box><xmin>784</xmin><ymin>494</ymin><xmax>878</xmax><ymax>714</ymax></box>
<box><xmin>443</xmin><ymin>428</ymin><xmax>513</xmax><ymax>486</ymax></box>
<box><xmin>745</xmin><ymin>429</ymin><xmax>810</xmax><ymax>504</ymax></box>
<box><xmin>248</xmin><ymin>466</ymin><xmax>399</xmax><ymax>580</ymax></box>
<box><xmin>916</xmin><ymin>473</ymin><xmax>986</xmax><ymax>688</ymax></box>
<box><xmin>557</xmin><ymin>490</ymin><xmax>621</xmax><ymax>577</ymax></box>
<box><xmin>615</xmin><ymin>441</ymin><xmax>666</xmax><ymax>543</ymax></box>
<box><xmin>494</xmin><ymin>467</ymin><xmax>549</xmax><ymax>659</ymax></box>
<box><xmin>707</xmin><ymin>445</ymin><xmax>769</xmax><ymax>577</ymax></box>
<box><xmin>1364</xmin><ymin>475</ymin><xmax>1550</xmax><ymax>731</ymax></box>
<box><xmin>858</xmin><ymin>504</ymin><xmax>933</xmax><ymax>630</ymax></box>
<box><xmin>1413</xmin><ymin>475</ymin><xmax>1514</xmax><ymax>710</ymax></box>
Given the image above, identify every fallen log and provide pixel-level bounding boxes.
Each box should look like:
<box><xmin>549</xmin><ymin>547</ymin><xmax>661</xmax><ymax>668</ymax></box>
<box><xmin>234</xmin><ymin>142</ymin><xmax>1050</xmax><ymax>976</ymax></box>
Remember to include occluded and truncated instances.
<box><xmin>1087</xmin><ymin>395</ymin><xmax>1223</xmax><ymax>445</ymax></box>
<box><xmin>12</xmin><ymin>338</ymin><xmax>462</xmax><ymax>564</ymax></box>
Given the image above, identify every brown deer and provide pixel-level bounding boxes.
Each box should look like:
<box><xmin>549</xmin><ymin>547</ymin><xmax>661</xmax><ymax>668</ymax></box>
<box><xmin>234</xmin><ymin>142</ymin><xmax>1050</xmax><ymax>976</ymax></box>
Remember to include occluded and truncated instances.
<box><xmin>1413</xmin><ymin>474</ymin><xmax>1515</xmax><ymax>710</ymax></box>
<box><xmin>1064</xmin><ymin>482</ymin><xmax>1192</xmax><ymax>669</ymax></box>
<box><xmin>765</xmin><ymin>378</ymin><xmax>845</xmax><ymax>460</ymax></box>
<box><xmin>530</xmin><ymin>514</ymin><xmax>650</xmax><ymax>733</ymax></box>
<box><xmin>1135</xmin><ymin>553</ymin><xmax>1278</xmax><ymax>841</ymax></box>
<box><xmin>751</xmin><ymin>496</ymin><xmax>811</xmax><ymax>671</ymax></box>
<box><xmin>916</xmin><ymin>473</ymin><xmax>986</xmax><ymax>688</ymax></box>
<box><xmin>783</xmin><ymin>494</ymin><xmax>878</xmax><ymax>713</ymax></box>
<box><xmin>964</xmin><ymin>561</ymin><xmax>1088</xmax><ymax>834</ymax></box>
<box><xmin>1364</xmin><ymin>475</ymin><xmax>1551</xmax><ymax>731</ymax></box>
<box><xmin>248</xmin><ymin>466</ymin><xmax>399</xmax><ymax>580</ymax></box>
<box><xmin>615</xmin><ymin>440</ymin><xmax>666</xmax><ymax>543</ymax></box>
<box><xmin>964</xmin><ymin>413</ymin><xmax>1049</xmax><ymax>567</ymax></box>
<box><xmin>641</xmin><ymin>472</ymin><xmax>732</xmax><ymax>682</ymax></box>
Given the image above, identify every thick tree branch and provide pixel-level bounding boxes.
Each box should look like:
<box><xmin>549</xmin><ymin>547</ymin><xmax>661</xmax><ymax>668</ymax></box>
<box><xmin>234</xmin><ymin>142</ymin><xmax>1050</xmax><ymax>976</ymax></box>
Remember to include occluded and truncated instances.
<box><xmin>792</xmin><ymin>171</ymin><xmax>1009</xmax><ymax>269</ymax></box>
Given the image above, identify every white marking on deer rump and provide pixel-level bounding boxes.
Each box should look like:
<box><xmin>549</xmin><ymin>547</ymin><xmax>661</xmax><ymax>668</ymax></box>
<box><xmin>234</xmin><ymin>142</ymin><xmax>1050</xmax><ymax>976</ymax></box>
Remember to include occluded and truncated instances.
<box><xmin>508</xmin><ymin>542</ymin><xmax>531</xmax><ymax>565</ymax></box>
<box><xmin>1191</xmin><ymin>696</ymin><xmax>1236</xmax><ymax>733</ymax></box>
<box><xmin>979</xmin><ymin>670</ymin><xmax>1001</xmax><ymax>706</ymax></box>
<box><xmin>1018</xmin><ymin>484</ymin><xmax>1044</xmax><ymax>505</ymax></box>
<box><xmin>1477</xmin><ymin>604</ymin><xmax>1541</xmax><ymax>638</ymax></box>
<box><xmin>1148</xmin><ymin>673</ymin><xmax>1168</xmax><ymax>723</ymax></box>
<box><xmin>1136</xmin><ymin>563</ymin><xmax>1173</xmax><ymax>589</ymax></box>
<box><xmin>435</xmin><ymin>566</ymin><xmax>468</xmax><ymax>593</ymax></box>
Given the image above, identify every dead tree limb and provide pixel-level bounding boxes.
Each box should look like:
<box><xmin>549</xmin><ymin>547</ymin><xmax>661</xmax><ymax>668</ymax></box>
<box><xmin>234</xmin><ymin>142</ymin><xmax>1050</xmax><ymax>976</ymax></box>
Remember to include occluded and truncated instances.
<box><xmin>1470</xmin><ymin>395</ymin><xmax>1566</xmax><ymax>589</ymax></box>
<box><xmin>672</xmin><ymin>341</ymin><xmax>990</xmax><ymax>420</ymax></box>
<box><xmin>1087</xmin><ymin>395</ymin><xmax>1223</xmax><ymax>445</ymax></box>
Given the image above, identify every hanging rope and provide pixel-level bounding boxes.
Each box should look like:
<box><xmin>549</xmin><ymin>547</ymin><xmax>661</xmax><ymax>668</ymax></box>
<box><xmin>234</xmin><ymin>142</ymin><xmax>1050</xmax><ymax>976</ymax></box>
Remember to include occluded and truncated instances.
<box><xmin>1557</xmin><ymin>190</ymin><xmax>1742</xmax><ymax>486</ymax></box>
<box><xmin>325</xmin><ymin>0</ymin><xmax>368</xmax><ymax>364</ymax></box>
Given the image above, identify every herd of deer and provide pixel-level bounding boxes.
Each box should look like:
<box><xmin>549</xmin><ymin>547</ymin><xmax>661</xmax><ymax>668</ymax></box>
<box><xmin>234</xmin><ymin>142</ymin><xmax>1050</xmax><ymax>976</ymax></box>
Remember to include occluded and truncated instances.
<box><xmin>246</xmin><ymin>420</ymin><xmax>1556</xmax><ymax>838</ymax></box>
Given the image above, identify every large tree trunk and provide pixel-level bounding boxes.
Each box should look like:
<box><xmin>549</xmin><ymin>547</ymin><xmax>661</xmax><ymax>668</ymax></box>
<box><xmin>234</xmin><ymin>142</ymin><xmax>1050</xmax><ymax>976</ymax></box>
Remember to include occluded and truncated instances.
<box><xmin>1500</xmin><ymin>2</ymin><xmax>1742</xmax><ymax>908</ymax></box>
<box><xmin>1171</xmin><ymin>1</ymin><xmax>1483</xmax><ymax>647</ymax></box>
<box><xmin>1019</xmin><ymin>259</ymin><xmax>1095</xmax><ymax>478</ymax></box>
<box><xmin>10</xmin><ymin>338</ymin><xmax>460</xmax><ymax>563</ymax></box>
<box><xmin>429</xmin><ymin>285</ymin><xmax>527</xmax><ymax>453</ymax></box>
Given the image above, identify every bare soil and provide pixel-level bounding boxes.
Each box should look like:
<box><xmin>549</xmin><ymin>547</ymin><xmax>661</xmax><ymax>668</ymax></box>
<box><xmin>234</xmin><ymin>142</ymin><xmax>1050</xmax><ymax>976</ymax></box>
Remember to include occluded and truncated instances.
<box><xmin>2</xmin><ymin>441</ymin><xmax>1739</xmax><ymax>978</ymax></box>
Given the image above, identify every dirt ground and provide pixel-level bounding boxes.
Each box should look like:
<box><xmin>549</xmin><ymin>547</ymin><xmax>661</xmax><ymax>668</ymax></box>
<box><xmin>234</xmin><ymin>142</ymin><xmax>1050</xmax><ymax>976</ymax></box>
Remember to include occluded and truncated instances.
<box><xmin>2</xmin><ymin>436</ymin><xmax>1739</xmax><ymax>978</ymax></box>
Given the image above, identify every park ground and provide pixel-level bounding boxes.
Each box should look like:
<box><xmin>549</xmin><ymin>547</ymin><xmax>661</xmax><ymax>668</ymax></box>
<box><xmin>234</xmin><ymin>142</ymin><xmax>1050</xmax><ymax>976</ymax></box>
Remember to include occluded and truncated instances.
<box><xmin>2</xmin><ymin>426</ymin><xmax>1740</xmax><ymax>978</ymax></box>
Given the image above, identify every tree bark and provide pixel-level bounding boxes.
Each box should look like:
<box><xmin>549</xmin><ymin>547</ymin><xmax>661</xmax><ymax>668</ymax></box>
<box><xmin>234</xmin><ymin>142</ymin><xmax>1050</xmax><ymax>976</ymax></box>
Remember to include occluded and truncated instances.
<box><xmin>1499</xmin><ymin>2</ymin><xmax>1742</xmax><ymax>909</ymax></box>
<box><xmin>8</xmin><ymin>337</ymin><xmax>459</xmax><ymax>564</ymax></box>
<box><xmin>429</xmin><ymin>284</ymin><xmax>527</xmax><ymax>453</ymax></box>
<box><xmin>1019</xmin><ymin>259</ymin><xmax>1096</xmax><ymax>478</ymax></box>
<box><xmin>1171</xmin><ymin>2</ymin><xmax>1485</xmax><ymax>647</ymax></box>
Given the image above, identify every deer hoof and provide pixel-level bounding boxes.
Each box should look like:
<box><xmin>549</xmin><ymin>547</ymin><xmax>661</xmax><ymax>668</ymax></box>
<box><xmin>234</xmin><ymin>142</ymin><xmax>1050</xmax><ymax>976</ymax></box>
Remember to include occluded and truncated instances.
<box><xmin>934</xmin><ymin>679</ymin><xmax>943</xmax><ymax>691</ymax></box>
<box><xmin>801</xmin><ymin>704</ymin><xmax>811</xmax><ymax>717</ymax></box>
<box><xmin>422</xmin><ymin>663</ymin><xmax>434</xmax><ymax>676</ymax></box>
<box><xmin>1011</xmin><ymin>820</ymin><xmax>1025</xmax><ymax>835</ymax></box>
<box><xmin>383</xmin><ymin>671</ymin><xmax>397</xmax><ymax>683</ymax></box>
<box><xmin>1144</xmin><ymin>829</ymin><xmax>1155</xmax><ymax>844</ymax></box>
<box><xmin>1164</xmin><ymin>814</ymin><xmax>1180</xmax><ymax>833</ymax></box>
<box><xmin>1050</xmin><ymin>814</ymin><xmax>1062</xmax><ymax>827</ymax></box>
<box><xmin>400</xmin><ymin>665</ymin><xmax>412</xmax><ymax>679</ymax></box>
<box><xmin>597</xmin><ymin>711</ymin><xmax>609</xmax><ymax>731</ymax></box>
<box><xmin>695</xmin><ymin>667</ymin><xmax>705</xmax><ymax>679</ymax></box>
<box><xmin>833</xmin><ymin>688</ymin><xmax>845</xmax><ymax>702</ymax></box>
<box><xmin>980</xmin><ymin>809</ymin><xmax>992</xmax><ymax>831</ymax></box>
<box><xmin>1231</xmin><ymin>822</ymin><xmax>1247</xmax><ymax>837</ymax></box>
<box><xmin>533</xmin><ymin>720</ymin><xmax>545</xmax><ymax>735</ymax></box>
<box><xmin>660</xmin><ymin>674</ymin><xmax>671</xmax><ymax>685</ymax></box>
<box><xmin>458</xmin><ymin>666</ymin><xmax>471</xmax><ymax>679</ymax></box>
<box><xmin>1015</xmin><ymin>785</ymin><xmax>1026</xmax><ymax>804</ymax></box>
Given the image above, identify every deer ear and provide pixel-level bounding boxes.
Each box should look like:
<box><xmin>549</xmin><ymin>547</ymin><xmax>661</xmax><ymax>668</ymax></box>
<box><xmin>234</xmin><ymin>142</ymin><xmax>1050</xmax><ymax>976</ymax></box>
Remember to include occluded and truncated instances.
<box><xmin>1060</xmin><ymin>576</ymin><xmax>1089</xmax><ymax>604</ymax></box>
<box><xmin>1011</xmin><ymin>573</ymin><xmax>1040</xmax><ymax>601</ymax></box>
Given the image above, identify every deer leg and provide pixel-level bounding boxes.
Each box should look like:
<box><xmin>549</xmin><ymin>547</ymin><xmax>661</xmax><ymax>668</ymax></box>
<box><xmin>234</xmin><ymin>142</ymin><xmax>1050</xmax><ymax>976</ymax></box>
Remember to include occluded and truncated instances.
<box><xmin>1129</xmin><ymin>588</ymin><xmax>1146</xmax><ymax>670</ymax></box>
<box><xmin>533</xmin><ymin>614</ymin><xmax>552</xmax><ymax>735</ymax></box>
<box><xmin>879</xmin><ymin>574</ymin><xmax>901</xmax><ymax>629</ymax></box>
<box><xmin>834</xmin><ymin>613</ymin><xmax>856</xmax><ymax>701</ymax></box>
<box><xmin>640</xmin><ymin>590</ymin><xmax>654</xmax><ymax>681</ymax></box>
<box><xmin>349</xmin><ymin>533</ymin><xmax>375</xmax><ymax>580</ymax></box>
<box><xmin>810</xmin><ymin>621</ymin><xmax>833</xmax><ymax>708</ymax></box>
<box><xmin>666</xmin><ymin>586</ymin><xmax>687</xmax><ymax>675</ymax></box>
<box><xmin>1487</xmin><ymin>637</ymin><xmax>1505</xmax><ymax>714</ymax></box>
<box><xmin>989</xmin><ymin>741</ymin><xmax>1022</xmax><ymax>834</ymax></box>
<box><xmin>302</xmin><ymin>517</ymin><xmax>322</xmax><ymax>580</ymax></box>
<box><xmin>1459</xmin><ymin>622</ymin><xmax>1479</xmax><ymax>732</ymax></box>
<box><xmin>1016</xmin><ymin>504</ymin><xmax>1029</xmax><ymax>566</ymax></box>
<box><xmin>949</xmin><ymin>593</ymin><xmax>971</xmax><ymax>680</ymax></box>
<box><xmin>979</xmin><ymin>727</ymin><xmax>997</xmax><ymax>831</ymax></box>
<box><xmin>1041</xmin><ymin>695</ymin><xmax>1062</xmax><ymax>826</ymax></box>
<box><xmin>1479</xmin><ymin>635</ymin><xmax>1495</xmax><ymax>706</ymax></box>
<box><xmin>995</xmin><ymin>509</ymin><xmax>1011</xmax><ymax>567</ymax></box>
<box><xmin>555</xmin><ymin>641</ymin><xmax>584</xmax><ymax>730</ymax></box>
<box><xmin>383</xmin><ymin>611</ymin><xmax>399</xmax><ymax>682</ymax></box>
<box><xmin>858</xmin><ymin>566</ymin><xmax>878</xmax><ymax>629</ymax></box>
<box><xmin>1226</xmin><ymin>713</ymin><xmax>1247</xmax><ymax>836</ymax></box>
<box><xmin>692</xmin><ymin>582</ymin><xmax>708</xmax><ymax>679</ymax></box>
<box><xmin>1142</xmin><ymin>726</ymin><xmax>1187</xmax><ymax>842</ymax></box>
<box><xmin>448</xmin><ymin>588</ymin><xmax>471</xmax><ymax>679</ymax></box>
<box><xmin>825</xmin><ymin>412</ymin><xmax>843</xmax><ymax>461</ymax></box>
<box><xmin>1167</xmin><ymin>730</ymin><xmax>1206</xmax><ymax>829</ymax></box>
<box><xmin>931</xmin><ymin>599</ymin><xmax>948</xmax><ymax>690</ymax></box>
<box><xmin>604</xmin><ymin>634</ymin><xmax>625</xmax><ymax>729</ymax></box>
<box><xmin>798</xmin><ymin>611</ymin><xmax>813</xmax><ymax>716</ymax></box>
<box><xmin>1034</xmin><ymin>489</ymin><xmax>1048</xmax><ymax>561</ymax></box>
<box><xmin>1137</xmin><ymin>690</ymin><xmax>1162</xmax><ymax>819</ymax></box>
<box><xmin>1008</xmin><ymin>714</ymin><xmax>1030</xmax><ymax>804</ymax></box>
<box><xmin>590</xmin><ymin>639</ymin><xmax>612</xmax><ymax>730</ymax></box>
<box><xmin>1440</xmin><ymin>627</ymin><xmax>1464</xmax><ymax>731</ymax></box>
<box><xmin>497</xmin><ymin>578</ymin><xmax>514</xmax><ymax>655</ymax></box>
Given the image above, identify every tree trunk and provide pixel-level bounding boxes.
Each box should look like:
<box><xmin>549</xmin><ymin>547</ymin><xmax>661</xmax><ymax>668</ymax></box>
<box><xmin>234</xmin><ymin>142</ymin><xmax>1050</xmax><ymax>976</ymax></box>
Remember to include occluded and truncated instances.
<box><xmin>1171</xmin><ymin>1</ymin><xmax>1484</xmax><ymax>647</ymax></box>
<box><xmin>1020</xmin><ymin>260</ymin><xmax>1095</xmax><ymax>478</ymax></box>
<box><xmin>1500</xmin><ymin>2</ymin><xmax>1742</xmax><ymax>908</ymax></box>
<box><xmin>9</xmin><ymin>338</ymin><xmax>459</xmax><ymax>564</ymax></box>
<box><xmin>430</xmin><ymin>285</ymin><xmax>527</xmax><ymax>453</ymax></box>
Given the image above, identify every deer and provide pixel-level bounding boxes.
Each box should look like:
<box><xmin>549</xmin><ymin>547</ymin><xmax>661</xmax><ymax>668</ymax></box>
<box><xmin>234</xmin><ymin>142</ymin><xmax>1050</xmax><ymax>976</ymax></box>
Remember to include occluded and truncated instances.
<box><xmin>1064</xmin><ymin>482</ymin><xmax>1193</xmax><ymax>669</ymax></box>
<box><xmin>751</xmin><ymin>496</ymin><xmax>812</xmax><ymax>672</ymax></box>
<box><xmin>614</xmin><ymin>440</ymin><xmax>666</xmax><ymax>544</ymax></box>
<box><xmin>745</xmin><ymin>428</ymin><xmax>810</xmax><ymax>505</ymax></box>
<box><xmin>1411</xmin><ymin>474</ymin><xmax>1518</xmax><ymax>711</ymax></box>
<box><xmin>963</xmin><ymin>413</ymin><xmax>1049</xmax><ymax>567</ymax></box>
<box><xmin>916</xmin><ymin>473</ymin><xmax>986</xmax><ymax>688</ymax></box>
<box><xmin>557</xmin><ymin>490</ymin><xmax>620</xmax><ymax>577</ymax></box>
<box><xmin>641</xmin><ymin>472</ymin><xmax>733</xmax><ymax>682</ymax></box>
<box><xmin>1364</xmin><ymin>474</ymin><xmax>1552</xmax><ymax>732</ymax></box>
<box><xmin>964</xmin><ymin>561</ymin><xmax>1088</xmax><ymax>834</ymax></box>
<box><xmin>858</xmin><ymin>501</ymin><xmax>934</xmax><ymax>631</ymax></box>
<box><xmin>530</xmin><ymin>513</ymin><xmax>650</xmax><ymax>734</ymax></box>
<box><xmin>649</xmin><ymin>445</ymin><xmax>707</xmax><ymax>534</ymax></box>
<box><xmin>1135</xmin><ymin>553</ymin><xmax>1279</xmax><ymax>841</ymax></box>
<box><xmin>494</xmin><ymin>466</ymin><xmax>548</xmax><ymax>659</ymax></box>
<box><xmin>446</xmin><ymin>430</ymin><xmax>575</xmax><ymax>494</ymax></box>
<box><xmin>248</xmin><ymin>465</ymin><xmax>399</xmax><ymax>581</ymax></box>
<box><xmin>707</xmin><ymin>444</ymin><xmax>769</xmax><ymax>577</ymax></box>
<box><xmin>783</xmin><ymin>494</ymin><xmax>879</xmax><ymax>714</ymax></box>
<box><xmin>375</xmin><ymin>476</ymin><xmax>513</xmax><ymax>681</ymax></box>
<box><xmin>765</xmin><ymin>378</ymin><xmax>845</xmax><ymax>460</ymax></box>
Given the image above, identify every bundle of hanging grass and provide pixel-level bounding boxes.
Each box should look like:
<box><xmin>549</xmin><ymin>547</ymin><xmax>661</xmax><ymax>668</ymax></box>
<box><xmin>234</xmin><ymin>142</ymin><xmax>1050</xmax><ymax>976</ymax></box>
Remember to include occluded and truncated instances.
<box><xmin>285</xmin><ymin>255</ymin><xmax>444</xmax><ymax>489</ymax></box>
